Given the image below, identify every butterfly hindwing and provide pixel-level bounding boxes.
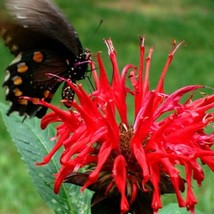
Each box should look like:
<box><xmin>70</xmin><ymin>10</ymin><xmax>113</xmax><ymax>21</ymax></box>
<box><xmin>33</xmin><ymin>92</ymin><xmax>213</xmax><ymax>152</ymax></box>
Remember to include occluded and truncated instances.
<box><xmin>3</xmin><ymin>50</ymin><xmax>69</xmax><ymax>117</ymax></box>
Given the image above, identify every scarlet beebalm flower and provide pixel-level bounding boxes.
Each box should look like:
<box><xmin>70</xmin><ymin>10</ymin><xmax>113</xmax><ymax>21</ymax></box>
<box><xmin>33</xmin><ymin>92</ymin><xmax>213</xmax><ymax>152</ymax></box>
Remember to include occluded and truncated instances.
<box><xmin>35</xmin><ymin>37</ymin><xmax>214</xmax><ymax>214</ymax></box>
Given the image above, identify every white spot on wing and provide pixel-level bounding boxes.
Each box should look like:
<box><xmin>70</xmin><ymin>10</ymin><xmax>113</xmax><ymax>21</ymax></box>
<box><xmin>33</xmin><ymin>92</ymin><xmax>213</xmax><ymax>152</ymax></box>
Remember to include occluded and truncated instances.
<box><xmin>10</xmin><ymin>54</ymin><xmax>22</xmax><ymax>65</ymax></box>
<box><xmin>17</xmin><ymin>14</ymin><xmax>27</xmax><ymax>19</ymax></box>
<box><xmin>66</xmin><ymin>59</ymin><xmax>70</xmax><ymax>65</ymax></box>
<box><xmin>14</xmin><ymin>5</ymin><xmax>24</xmax><ymax>10</ymax></box>
<box><xmin>5</xmin><ymin>36</ymin><xmax>12</xmax><ymax>44</ymax></box>
<box><xmin>4</xmin><ymin>70</ymin><xmax>10</xmax><ymax>82</ymax></box>
<box><xmin>5</xmin><ymin>87</ymin><xmax>9</xmax><ymax>96</ymax></box>
<box><xmin>11</xmin><ymin>45</ymin><xmax>18</xmax><ymax>52</ymax></box>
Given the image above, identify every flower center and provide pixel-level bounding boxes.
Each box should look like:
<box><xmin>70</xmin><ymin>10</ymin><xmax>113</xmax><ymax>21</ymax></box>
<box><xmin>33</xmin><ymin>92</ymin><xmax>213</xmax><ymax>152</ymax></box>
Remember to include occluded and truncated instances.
<box><xmin>119</xmin><ymin>124</ymin><xmax>141</xmax><ymax>174</ymax></box>
<box><xmin>119</xmin><ymin>123</ymin><xmax>133</xmax><ymax>158</ymax></box>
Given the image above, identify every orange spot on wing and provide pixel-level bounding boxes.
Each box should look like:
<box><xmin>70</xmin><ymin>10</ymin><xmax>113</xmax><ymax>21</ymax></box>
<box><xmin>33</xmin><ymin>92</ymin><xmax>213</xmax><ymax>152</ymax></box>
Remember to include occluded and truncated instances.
<box><xmin>13</xmin><ymin>76</ymin><xmax>23</xmax><ymax>85</ymax></box>
<box><xmin>17</xmin><ymin>63</ymin><xmax>28</xmax><ymax>73</ymax></box>
<box><xmin>19</xmin><ymin>98</ymin><xmax>28</xmax><ymax>105</ymax></box>
<box><xmin>13</xmin><ymin>88</ymin><xmax>22</xmax><ymax>97</ymax></box>
<box><xmin>33</xmin><ymin>51</ymin><xmax>44</xmax><ymax>63</ymax></box>
<box><xmin>43</xmin><ymin>90</ymin><xmax>51</xmax><ymax>98</ymax></box>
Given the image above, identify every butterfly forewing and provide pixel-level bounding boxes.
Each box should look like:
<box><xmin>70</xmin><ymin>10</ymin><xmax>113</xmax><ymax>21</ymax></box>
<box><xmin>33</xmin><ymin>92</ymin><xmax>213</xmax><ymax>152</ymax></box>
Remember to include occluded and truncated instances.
<box><xmin>5</xmin><ymin>0</ymin><xmax>84</xmax><ymax>55</ymax></box>
<box><xmin>0</xmin><ymin>0</ymin><xmax>89</xmax><ymax>117</ymax></box>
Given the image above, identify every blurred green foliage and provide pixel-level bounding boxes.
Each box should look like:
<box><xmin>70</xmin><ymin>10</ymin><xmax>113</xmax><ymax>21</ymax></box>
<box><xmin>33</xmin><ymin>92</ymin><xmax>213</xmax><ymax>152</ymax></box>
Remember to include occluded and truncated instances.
<box><xmin>0</xmin><ymin>0</ymin><xmax>214</xmax><ymax>213</ymax></box>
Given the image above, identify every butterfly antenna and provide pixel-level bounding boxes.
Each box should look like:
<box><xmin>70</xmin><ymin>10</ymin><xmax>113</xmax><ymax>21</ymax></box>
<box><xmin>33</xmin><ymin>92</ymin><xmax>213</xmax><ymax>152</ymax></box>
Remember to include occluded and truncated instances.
<box><xmin>84</xmin><ymin>20</ymin><xmax>103</xmax><ymax>93</ymax></box>
<box><xmin>87</xmin><ymin>19</ymin><xmax>103</xmax><ymax>43</ymax></box>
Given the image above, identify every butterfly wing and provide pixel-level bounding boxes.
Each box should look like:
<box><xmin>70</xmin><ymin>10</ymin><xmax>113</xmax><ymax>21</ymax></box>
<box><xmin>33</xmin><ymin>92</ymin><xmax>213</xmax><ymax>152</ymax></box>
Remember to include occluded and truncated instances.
<box><xmin>0</xmin><ymin>0</ymin><xmax>88</xmax><ymax>117</ymax></box>
<box><xmin>3</xmin><ymin>50</ymin><xmax>69</xmax><ymax>118</ymax></box>
<box><xmin>2</xmin><ymin>0</ymin><xmax>84</xmax><ymax>56</ymax></box>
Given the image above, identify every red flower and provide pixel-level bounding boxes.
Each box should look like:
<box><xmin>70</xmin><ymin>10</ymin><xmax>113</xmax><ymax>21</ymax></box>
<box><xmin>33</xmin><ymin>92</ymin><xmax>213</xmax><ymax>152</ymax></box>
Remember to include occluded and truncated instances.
<box><xmin>35</xmin><ymin>37</ymin><xmax>214</xmax><ymax>213</ymax></box>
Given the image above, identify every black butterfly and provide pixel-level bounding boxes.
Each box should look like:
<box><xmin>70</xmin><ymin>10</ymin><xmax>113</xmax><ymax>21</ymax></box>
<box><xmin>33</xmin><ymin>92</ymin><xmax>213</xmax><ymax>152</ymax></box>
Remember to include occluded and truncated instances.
<box><xmin>0</xmin><ymin>0</ymin><xmax>90</xmax><ymax>118</ymax></box>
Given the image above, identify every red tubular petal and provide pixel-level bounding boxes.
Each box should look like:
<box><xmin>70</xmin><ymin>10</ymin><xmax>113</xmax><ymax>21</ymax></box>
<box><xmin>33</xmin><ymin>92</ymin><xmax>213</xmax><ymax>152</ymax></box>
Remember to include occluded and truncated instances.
<box><xmin>154</xmin><ymin>85</ymin><xmax>204</xmax><ymax>119</ymax></box>
<box><xmin>104</xmin><ymin>39</ymin><xmax>121</xmax><ymax>88</ymax></box>
<box><xmin>131</xmin><ymin>138</ymin><xmax>150</xmax><ymax>184</ymax></box>
<box><xmin>54</xmin><ymin>165</ymin><xmax>75</xmax><ymax>193</ymax></box>
<box><xmin>161</xmin><ymin>159</ymin><xmax>186</xmax><ymax>207</ymax></box>
<box><xmin>97</xmin><ymin>52</ymin><xmax>112</xmax><ymax>92</ymax></box>
<box><xmin>138</xmin><ymin>36</ymin><xmax>145</xmax><ymax>79</ymax></box>
<box><xmin>41</xmin><ymin>112</ymin><xmax>61</xmax><ymax>129</ymax></box>
<box><xmin>167</xmin><ymin>122</ymin><xmax>205</xmax><ymax>143</ymax></box>
<box><xmin>134</xmin><ymin>36</ymin><xmax>145</xmax><ymax>118</ymax></box>
<box><xmin>185</xmin><ymin>165</ymin><xmax>197</xmax><ymax>212</ymax></box>
<box><xmin>131</xmin><ymin>185</ymin><xmax>138</xmax><ymax>205</ymax></box>
<box><xmin>142</xmin><ymin>47</ymin><xmax>153</xmax><ymax>99</ymax></box>
<box><xmin>156</xmin><ymin>41</ymin><xmax>184</xmax><ymax>93</ymax></box>
<box><xmin>113</xmin><ymin>155</ymin><xmax>129</xmax><ymax>212</ymax></box>
<box><xmin>36</xmin><ymin>129</ymin><xmax>70</xmax><ymax>165</ymax></box>
<box><xmin>82</xmin><ymin>141</ymin><xmax>112</xmax><ymax>190</ymax></box>
<box><xmin>150</xmin><ymin>164</ymin><xmax>162</xmax><ymax>212</ymax></box>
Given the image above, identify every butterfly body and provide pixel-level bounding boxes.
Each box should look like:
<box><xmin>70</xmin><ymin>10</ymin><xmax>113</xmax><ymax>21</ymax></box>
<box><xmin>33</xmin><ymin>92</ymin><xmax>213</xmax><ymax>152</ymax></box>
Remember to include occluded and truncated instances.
<box><xmin>0</xmin><ymin>0</ymin><xmax>89</xmax><ymax>118</ymax></box>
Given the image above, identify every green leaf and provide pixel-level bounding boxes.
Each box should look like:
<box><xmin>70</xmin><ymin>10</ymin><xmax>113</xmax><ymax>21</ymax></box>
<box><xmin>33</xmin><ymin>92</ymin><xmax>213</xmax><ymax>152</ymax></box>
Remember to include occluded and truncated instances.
<box><xmin>0</xmin><ymin>103</ymin><xmax>93</xmax><ymax>214</ymax></box>
<box><xmin>159</xmin><ymin>203</ymin><xmax>205</xmax><ymax>214</ymax></box>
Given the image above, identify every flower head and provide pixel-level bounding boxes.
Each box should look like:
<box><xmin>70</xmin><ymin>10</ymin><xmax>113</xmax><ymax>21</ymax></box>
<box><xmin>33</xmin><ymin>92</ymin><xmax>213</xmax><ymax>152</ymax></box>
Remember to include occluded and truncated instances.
<box><xmin>35</xmin><ymin>37</ymin><xmax>214</xmax><ymax>213</ymax></box>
